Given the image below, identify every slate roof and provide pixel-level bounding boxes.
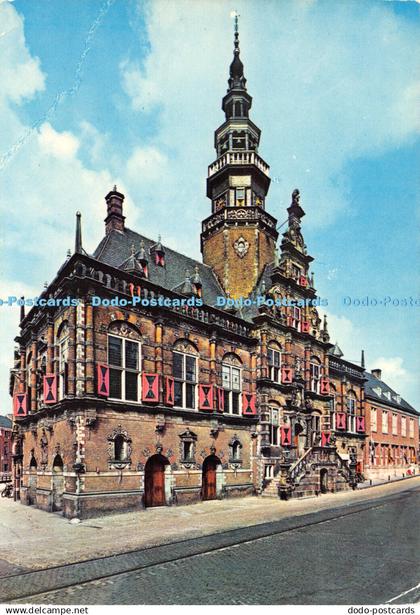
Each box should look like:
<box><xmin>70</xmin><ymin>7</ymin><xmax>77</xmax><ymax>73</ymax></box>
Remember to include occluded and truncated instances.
<box><xmin>93</xmin><ymin>228</ymin><xmax>225</xmax><ymax>306</ymax></box>
<box><xmin>364</xmin><ymin>371</ymin><xmax>419</xmax><ymax>417</ymax></box>
<box><xmin>0</xmin><ymin>415</ymin><xmax>12</xmax><ymax>429</ymax></box>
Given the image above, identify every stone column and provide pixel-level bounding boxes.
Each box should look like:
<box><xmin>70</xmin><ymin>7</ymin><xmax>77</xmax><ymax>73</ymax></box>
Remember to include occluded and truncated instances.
<box><xmin>67</xmin><ymin>307</ymin><xmax>76</xmax><ymax>397</ymax></box>
<box><xmin>46</xmin><ymin>317</ymin><xmax>54</xmax><ymax>374</ymax></box>
<box><xmin>30</xmin><ymin>337</ymin><xmax>37</xmax><ymax>413</ymax></box>
<box><xmin>85</xmin><ymin>301</ymin><xmax>94</xmax><ymax>395</ymax></box>
<box><xmin>260</xmin><ymin>329</ymin><xmax>268</xmax><ymax>378</ymax></box>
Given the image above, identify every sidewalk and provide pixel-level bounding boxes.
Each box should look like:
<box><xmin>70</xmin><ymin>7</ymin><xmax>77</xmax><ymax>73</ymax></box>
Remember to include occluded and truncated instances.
<box><xmin>0</xmin><ymin>475</ymin><xmax>419</xmax><ymax>573</ymax></box>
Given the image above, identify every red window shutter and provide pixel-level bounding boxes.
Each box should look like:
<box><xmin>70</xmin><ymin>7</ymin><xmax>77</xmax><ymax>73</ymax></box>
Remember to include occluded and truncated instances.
<box><xmin>321</xmin><ymin>431</ymin><xmax>331</xmax><ymax>447</ymax></box>
<box><xmin>216</xmin><ymin>387</ymin><xmax>225</xmax><ymax>413</ymax></box>
<box><xmin>242</xmin><ymin>392</ymin><xmax>256</xmax><ymax>416</ymax></box>
<box><xmin>299</xmin><ymin>275</ymin><xmax>307</xmax><ymax>287</ymax></box>
<box><xmin>165</xmin><ymin>376</ymin><xmax>174</xmax><ymax>406</ymax></box>
<box><xmin>97</xmin><ymin>364</ymin><xmax>110</xmax><ymax>397</ymax></box>
<box><xmin>336</xmin><ymin>412</ymin><xmax>347</xmax><ymax>430</ymax></box>
<box><xmin>198</xmin><ymin>384</ymin><xmax>214</xmax><ymax>411</ymax></box>
<box><xmin>281</xmin><ymin>426</ymin><xmax>292</xmax><ymax>446</ymax></box>
<box><xmin>142</xmin><ymin>373</ymin><xmax>160</xmax><ymax>403</ymax></box>
<box><xmin>301</xmin><ymin>321</ymin><xmax>310</xmax><ymax>333</ymax></box>
<box><xmin>13</xmin><ymin>393</ymin><xmax>28</xmax><ymax>417</ymax></box>
<box><xmin>43</xmin><ymin>374</ymin><xmax>57</xmax><ymax>404</ymax></box>
<box><xmin>320</xmin><ymin>378</ymin><xmax>330</xmax><ymax>395</ymax></box>
<box><xmin>281</xmin><ymin>366</ymin><xmax>293</xmax><ymax>384</ymax></box>
<box><xmin>356</xmin><ymin>416</ymin><xmax>365</xmax><ymax>433</ymax></box>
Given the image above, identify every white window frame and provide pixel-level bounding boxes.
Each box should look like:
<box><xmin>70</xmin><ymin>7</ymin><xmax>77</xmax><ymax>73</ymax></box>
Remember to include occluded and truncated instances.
<box><xmin>269</xmin><ymin>407</ymin><xmax>280</xmax><ymax>445</ymax></box>
<box><xmin>371</xmin><ymin>408</ymin><xmax>377</xmax><ymax>432</ymax></box>
<box><xmin>401</xmin><ymin>416</ymin><xmax>406</xmax><ymax>437</ymax></box>
<box><xmin>310</xmin><ymin>360</ymin><xmax>321</xmax><ymax>393</ymax></box>
<box><xmin>392</xmin><ymin>413</ymin><xmax>398</xmax><ymax>436</ymax></box>
<box><xmin>108</xmin><ymin>334</ymin><xmax>141</xmax><ymax>402</ymax></box>
<box><xmin>347</xmin><ymin>394</ymin><xmax>357</xmax><ymax>433</ymax></box>
<box><xmin>173</xmin><ymin>351</ymin><xmax>197</xmax><ymax>410</ymax></box>
<box><xmin>264</xmin><ymin>465</ymin><xmax>274</xmax><ymax>479</ymax></box>
<box><xmin>409</xmin><ymin>419</ymin><xmax>414</xmax><ymax>439</ymax></box>
<box><xmin>292</xmin><ymin>306</ymin><xmax>301</xmax><ymax>330</ymax></box>
<box><xmin>222</xmin><ymin>363</ymin><xmax>242</xmax><ymax>415</ymax></box>
<box><xmin>267</xmin><ymin>347</ymin><xmax>282</xmax><ymax>383</ymax></box>
<box><xmin>382</xmin><ymin>411</ymin><xmax>388</xmax><ymax>434</ymax></box>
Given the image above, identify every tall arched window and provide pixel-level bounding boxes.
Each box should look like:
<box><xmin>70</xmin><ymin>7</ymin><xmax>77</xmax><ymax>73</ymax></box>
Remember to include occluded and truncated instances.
<box><xmin>173</xmin><ymin>341</ymin><xmax>198</xmax><ymax>409</ymax></box>
<box><xmin>222</xmin><ymin>353</ymin><xmax>242</xmax><ymax>415</ymax></box>
<box><xmin>347</xmin><ymin>391</ymin><xmax>357</xmax><ymax>433</ymax></box>
<box><xmin>108</xmin><ymin>322</ymin><xmax>142</xmax><ymax>402</ymax></box>
<box><xmin>267</xmin><ymin>343</ymin><xmax>282</xmax><ymax>383</ymax></box>
<box><xmin>309</xmin><ymin>356</ymin><xmax>321</xmax><ymax>393</ymax></box>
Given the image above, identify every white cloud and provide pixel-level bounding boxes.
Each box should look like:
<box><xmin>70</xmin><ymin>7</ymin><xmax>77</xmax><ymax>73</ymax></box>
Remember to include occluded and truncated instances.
<box><xmin>0</xmin><ymin>2</ymin><xmax>45</xmax><ymax>103</ymax></box>
<box><xmin>38</xmin><ymin>122</ymin><xmax>80</xmax><ymax>160</ymax></box>
<box><xmin>127</xmin><ymin>146</ymin><xmax>168</xmax><ymax>183</ymax></box>
<box><xmin>370</xmin><ymin>356</ymin><xmax>416</xmax><ymax>395</ymax></box>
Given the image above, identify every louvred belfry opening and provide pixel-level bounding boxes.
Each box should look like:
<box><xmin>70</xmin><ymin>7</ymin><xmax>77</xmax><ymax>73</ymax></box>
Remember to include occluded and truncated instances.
<box><xmin>281</xmin><ymin>366</ymin><xmax>293</xmax><ymax>384</ymax></box>
<box><xmin>242</xmin><ymin>392</ymin><xmax>256</xmax><ymax>415</ymax></box>
<box><xmin>321</xmin><ymin>431</ymin><xmax>331</xmax><ymax>447</ymax></box>
<box><xmin>43</xmin><ymin>374</ymin><xmax>57</xmax><ymax>404</ymax></box>
<box><xmin>97</xmin><ymin>364</ymin><xmax>110</xmax><ymax>397</ymax></box>
<box><xmin>165</xmin><ymin>376</ymin><xmax>174</xmax><ymax>406</ymax></box>
<box><xmin>198</xmin><ymin>384</ymin><xmax>214</xmax><ymax>411</ymax></box>
<box><xmin>216</xmin><ymin>386</ymin><xmax>225</xmax><ymax>412</ymax></box>
<box><xmin>281</xmin><ymin>426</ymin><xmax>292</xmax><ymax>446</ymax></box>
<box><xmin>13</xmin><ymin>393</ymin><xmax>28</xmax><ymax>417</ymax></box>
<box><xmin>142</xmin><ymin>374</ymin><xmax>160</xmax><ymax>403</ymax></box>
<box><xmin>356</xmin><ymin>416</ymin><xmax>365</xmax><ymax>432</ymax></box>
<box><xmin>336</xmin><ymin>412</ymin><xmax>347</xmax><ymax>430</ymax></box>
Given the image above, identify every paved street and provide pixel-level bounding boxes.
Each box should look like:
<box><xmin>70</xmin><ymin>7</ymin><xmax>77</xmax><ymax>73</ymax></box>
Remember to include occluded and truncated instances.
<box><xmin>1</xmin><ymin>481</ymin><xmax>419</xmax><ymax>605</ymax></box>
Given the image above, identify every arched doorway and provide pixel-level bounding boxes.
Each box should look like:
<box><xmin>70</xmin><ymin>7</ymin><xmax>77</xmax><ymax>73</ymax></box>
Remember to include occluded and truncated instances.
<box><xmin>52</xmin><ymin>454</ymin><xmax>64</xmax><ymax>512</ymax></box>
<box><xmin>320</xmin><ymin>468</ymin><xmax>328</xmax><ymax>494</ymax></box>
<box><xmin>144</xmin><ymin>454</ymin><xmax>169</xmax><ymax>507</ymax></box>
<box><xmin>202</xmin><ymin>455</ymin><xmax>221</xmax><ymax>501</ymax></box>
<box><xmin>28</xmin><ymin>456</ymin><xmax>37</xmax><ymax>505</ymax></box>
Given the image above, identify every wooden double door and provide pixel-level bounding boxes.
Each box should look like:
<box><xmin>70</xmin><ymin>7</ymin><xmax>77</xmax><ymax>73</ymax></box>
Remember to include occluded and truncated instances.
<box><xmin>202</xmin><ymin>455</ymin><xmax>220</xmax><ymax>501</ymax></box>
<box><xmin>144</xmin><ymin>455</ymin><xmax>168</xmax><ymax>507</ymax></box>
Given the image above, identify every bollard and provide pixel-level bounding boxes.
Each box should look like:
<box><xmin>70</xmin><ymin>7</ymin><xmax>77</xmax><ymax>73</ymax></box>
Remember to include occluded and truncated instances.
<box><xmin>370</xmin><ymin>479</ymin><xmax>372</xmax><ymax>486</ymax></box>
<box><xmin>388</xmin><ymin>475</ymin><xmax>390</xmax><ymax>481</ymax></box>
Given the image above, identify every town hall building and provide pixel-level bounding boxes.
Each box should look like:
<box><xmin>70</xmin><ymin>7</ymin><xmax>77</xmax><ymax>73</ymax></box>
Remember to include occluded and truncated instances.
<box><xmin>10</xmin><ymin>22</ymin><xmax>418</xmax><ymax>517</ymax></box>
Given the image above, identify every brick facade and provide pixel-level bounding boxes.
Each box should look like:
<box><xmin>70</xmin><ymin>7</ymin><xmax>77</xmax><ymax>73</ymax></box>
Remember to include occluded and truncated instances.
<box><xmin>9</xmin><ymin>26</ymin><xmax>418</xmax><ymax>518</ymax></box>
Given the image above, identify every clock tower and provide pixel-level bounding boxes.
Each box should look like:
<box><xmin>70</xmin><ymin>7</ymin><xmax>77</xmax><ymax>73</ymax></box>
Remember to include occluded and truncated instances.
<box><xmin>201</xmin><ymin>17</ymin><xmax>278</xmax><ymax>299</ymax></box>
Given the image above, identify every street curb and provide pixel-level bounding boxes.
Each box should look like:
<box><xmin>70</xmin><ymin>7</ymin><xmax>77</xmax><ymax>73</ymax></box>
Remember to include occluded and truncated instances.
<box><xmin>1</xmin><ymin>485</ymin><xmax>418</xmax><ymax>603</ymax></box>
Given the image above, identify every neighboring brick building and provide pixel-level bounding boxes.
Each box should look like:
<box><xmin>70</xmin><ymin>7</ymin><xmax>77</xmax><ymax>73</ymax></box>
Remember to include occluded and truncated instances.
<box><xmin>364</xmin><ymin>369</ymin><xmax>419</xmax><ymax>480</ymax></box>
<box><xmin>8</xmin><ymin>21</ymin><xmax>415</xmax><ymax>518</ymax></box>
<box><xmin>0</xmin><ymin>415</ymin><xmax>12</xmax><ymax>477</ymax></box>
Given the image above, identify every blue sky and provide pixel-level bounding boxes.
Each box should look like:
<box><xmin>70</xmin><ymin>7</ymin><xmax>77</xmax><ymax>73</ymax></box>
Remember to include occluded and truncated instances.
<box><xmin>0</xmin><ymin>0</ymin><xmax>419</xmax><ymax>413</ymax></box>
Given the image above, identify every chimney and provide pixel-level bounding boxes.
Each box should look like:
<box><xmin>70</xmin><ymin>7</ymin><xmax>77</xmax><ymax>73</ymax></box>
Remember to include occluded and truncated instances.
<box><xmin>371</xmin><ymin>368</ymin><xmax>382</xmax><ymax>380</ymax></box>
<box><xmin>105</xmin><ymin>185</ymin><xmax>125</xmax><ymax>235</ymax></box>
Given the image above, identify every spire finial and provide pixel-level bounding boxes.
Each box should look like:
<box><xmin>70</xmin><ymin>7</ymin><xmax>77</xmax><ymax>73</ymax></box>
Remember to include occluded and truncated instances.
<box><xmin>361</xmin><ymin>349</ymin><xmax>365</xmax><ymax>369</ymax></box>
<box><xmin>131</xmin><ymin>243</ymin><xmax>136</xmax><ymax>256</ymax></box>
<box><xmin>20</xmin><ymin>297</ymin><xmax>25</xmax><ymax>323</ymax></box>
<box><xmin>75</xmin><ymin>211</ymin><xmax>82</xmax><ymax>254</ymax></box>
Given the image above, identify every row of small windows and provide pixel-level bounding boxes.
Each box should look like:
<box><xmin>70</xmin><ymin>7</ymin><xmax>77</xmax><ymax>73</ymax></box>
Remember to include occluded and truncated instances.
<box><xmin>370</xmin><ymin>409</ymin><xmax>415</xmax><ymax>438</ymax></box>
<box><xmin>107</xmin><ymin>336</ymin><xmax>243</xmax><ymax>414</ymax></box>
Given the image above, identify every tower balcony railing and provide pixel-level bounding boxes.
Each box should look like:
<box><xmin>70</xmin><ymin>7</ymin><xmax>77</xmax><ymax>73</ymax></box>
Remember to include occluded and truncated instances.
<box><xmin>208</xmin><ymin>151</ymin><xmax>270</xmax><ymax>177</ymax></box>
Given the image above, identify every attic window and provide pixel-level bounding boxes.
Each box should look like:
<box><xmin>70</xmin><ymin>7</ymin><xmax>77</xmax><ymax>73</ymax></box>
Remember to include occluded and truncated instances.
<box><xmin>384</xmin><ymin>391</ymin><xmax>391</xmax><ymax>401</ymax></box>
<box><xmin>394</xmin><ymin>395</ymin><xmax>401</xmax><ymax>404</ymax></box>
<box><xmin>372</xmin><ymin>387</ymin><xmax>382</xmax><ymax>397</ymax></box>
